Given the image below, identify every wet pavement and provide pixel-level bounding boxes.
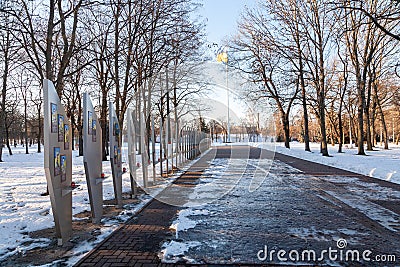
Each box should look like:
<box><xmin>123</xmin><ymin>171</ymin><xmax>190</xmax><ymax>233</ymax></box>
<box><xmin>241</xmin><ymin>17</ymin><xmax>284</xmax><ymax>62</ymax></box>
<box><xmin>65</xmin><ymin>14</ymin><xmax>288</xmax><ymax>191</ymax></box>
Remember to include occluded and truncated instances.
<box><xmin>75</xmin><ymin>145</ymin><xmax>400</xmax><ymax>266</ymax></box>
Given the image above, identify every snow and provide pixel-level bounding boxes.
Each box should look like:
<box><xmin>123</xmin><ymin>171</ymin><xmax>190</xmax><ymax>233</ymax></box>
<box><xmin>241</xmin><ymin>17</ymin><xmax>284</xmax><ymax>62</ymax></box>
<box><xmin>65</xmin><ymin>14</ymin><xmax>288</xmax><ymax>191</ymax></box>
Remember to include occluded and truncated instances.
<box><xmin>170</xmin><ymin>209</ymin><xmax>210</xmax><ymax>239</ymax></box>
<box><xmin>161</xmin><ymin>208</ymin><xmax>209</xmax><ymax>263</ymax></box>
<box><xmin>0</xmin><ymin>143</ymin><xmax>195</xmax><ymax>265</ymax></box>
<box><xmin>160</xmin><ymin>240</ymin><xmax>202</xmax><ymax>263</ymax></box>
<box><xmin>2</xmin><ymin>140</ymin><xmax>400</xmax><ymax>265</ymax></box>
<box><xmin>256</xmin><ymin>142</ymin><xmax>400</xmax><ymax>185</ymax></box>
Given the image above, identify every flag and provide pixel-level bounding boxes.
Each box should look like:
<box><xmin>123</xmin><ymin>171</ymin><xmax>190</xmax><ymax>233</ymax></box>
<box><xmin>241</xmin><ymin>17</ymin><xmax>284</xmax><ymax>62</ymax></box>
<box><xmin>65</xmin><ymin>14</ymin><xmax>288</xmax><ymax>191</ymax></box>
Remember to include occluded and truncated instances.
<box><xmin>216</xmin><ymin>49</ymin><xmax>228</xmax><ymax>63</ymax></box>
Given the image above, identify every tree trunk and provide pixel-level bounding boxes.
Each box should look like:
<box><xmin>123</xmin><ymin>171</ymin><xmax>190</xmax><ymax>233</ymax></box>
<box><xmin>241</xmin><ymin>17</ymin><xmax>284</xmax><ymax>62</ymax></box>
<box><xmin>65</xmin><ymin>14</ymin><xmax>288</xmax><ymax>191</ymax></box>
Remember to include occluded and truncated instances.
<box><xmin>24</xmin><ymin>97</ymin><xmax>29</xmax><ymax>154</ymax></box>
<box><xmin>356</xmin><ymin>78</ymin><xmax>366</xmax><ymax>155</ymax></box>
<box><xmin>0</xmin><ymin>30</ymin><xmax>10</xmax><ymax>161</ymax></box>
<box><xmin>330</xmin><ymin>124</ymin><xmax>335</xmax><ymax>146</ymax></box>
<box><xmin>316</xmin><ymin>19</ymin><xmax>329</xmax><ymax>157</ymax></box>
<box><xmin>319</xmin><ymin>112</ymin><xmax>329</xmax><ymax>156</ymax></box>
<box><xmin>365</xmin><ymin>76</ymin><xmax>373</xmax><ymax>150</ymax></box>
<box><xmin>37</xmin><ymin>102</ymin><xmax>42</xmax><ymax>153</ymax></box>
<box><xmin>376</xmin><ymin>99</ymin><xmax>389</xmax><ymax>149</ymax></box>
<box><xmin>5</xmin><ymin>124</ymin><xmax>12</xmax><ymax>155</ymax></box>
<box><xmin>282</xmin><ymin>114</ymin><xmax>290</xmax><ymax>149</ymax></box>
<box><xmin>318</xmin><ymin>85</ymin><xmax>329</xmax><ymax>156</ymax></box>
<box><xmin>357</xmin><ymin>105</ymin><xmax>365</xmax><ymax>154</ymax></box>
<box><xmin>101</xmin><ymin>90</ymin><xmax>108</xmax><ymax>161</ymax></box>
<box><xmin>371</xmin><ymin>100</ymin><xmax>377</xmax><ymax>147</ymax></box>
<box><xmin>46</xmin><ymin>0</ymin><xmax>55</xmax><ymax>82</ymax></box>
<box><xmin>365</xmin><ymin>110</ymin><xmax>373</xmax><ymax>150</ymax></box>
<box><xmin>71</xmin><ymin>110</ymin><xmax>75</xmax><ymax>151</ymax></box>
<box><xmin>299</xmin><ymin>76</ymin><xmax>310</xmax><ymax>152</ymax></box>
<box><xmin>77</xmin><ymin>95</ymin><xmax>83</xmax><ymax>156</ymax></box>
<box><xmin>338</xmin><ymin>112</ymin><xmax>343</xmax><ymax>153</ymax></box>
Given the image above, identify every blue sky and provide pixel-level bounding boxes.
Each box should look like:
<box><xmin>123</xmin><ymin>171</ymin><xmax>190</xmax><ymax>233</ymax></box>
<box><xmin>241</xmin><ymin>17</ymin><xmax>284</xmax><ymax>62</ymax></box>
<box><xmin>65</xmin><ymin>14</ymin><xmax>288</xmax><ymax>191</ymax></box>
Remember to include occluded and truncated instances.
<box><xmin>200</xmin><ymin>0</ymin><xmax>257</xmax><ymax>45</ymax></box>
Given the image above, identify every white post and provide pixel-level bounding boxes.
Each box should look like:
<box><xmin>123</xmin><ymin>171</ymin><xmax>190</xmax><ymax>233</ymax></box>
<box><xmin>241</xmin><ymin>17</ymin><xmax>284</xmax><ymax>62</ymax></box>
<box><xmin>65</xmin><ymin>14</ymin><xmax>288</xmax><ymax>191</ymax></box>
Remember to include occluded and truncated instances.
<box><xmin>151</xmin><ymin>115</ymin><xmax>156</xmax><ymax>184</ymax></box>
<box><xmin>127</xmin><ymin>109</ymin><xmax>137</xmax><ymax>197</ymax></box>
<box><xmin>159</xmin><ymin>115</ymin><xmax>164</xmax><ymax>177</ymax></box>
<box><xmin>166</xmin><ymin>115</ymin><xmax>170</xmax><ymax>174</ymax></box>
<box><xmin>179</xmin><ymin>125</ymin><xmax>183</xmax><ymax>165</ymax></box>
<box><xmin>175</xmin><ymin>119</ymin><xmax>180</xmax><ymax>167</ymax></box>
<box><xmin>140</xmin><ymin>113</ymin><xmax>148</xmax><ymax>187</ymax></box>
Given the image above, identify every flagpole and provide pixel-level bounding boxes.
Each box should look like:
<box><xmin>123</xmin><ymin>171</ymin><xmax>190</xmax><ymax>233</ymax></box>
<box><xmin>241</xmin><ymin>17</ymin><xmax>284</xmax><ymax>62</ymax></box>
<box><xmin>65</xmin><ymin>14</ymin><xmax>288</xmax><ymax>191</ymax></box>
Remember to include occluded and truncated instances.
<box><xmin>216</xmin><ymin>47</ymin><xmax>231</xmax><ymax>143</ymax></box>
<box><xmin>226</xmin><ymin>61</ymin><xmax>230</xmax><ymax>143</ymax></box>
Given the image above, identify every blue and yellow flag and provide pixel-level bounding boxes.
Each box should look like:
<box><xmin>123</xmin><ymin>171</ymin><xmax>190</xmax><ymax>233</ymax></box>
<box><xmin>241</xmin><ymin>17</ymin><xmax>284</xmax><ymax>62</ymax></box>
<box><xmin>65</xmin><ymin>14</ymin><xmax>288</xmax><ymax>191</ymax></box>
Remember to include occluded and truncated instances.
<box><xmin>216</xmin><ymin>50</ymin><xmax>228</xmax><ymax>63</ymax></box>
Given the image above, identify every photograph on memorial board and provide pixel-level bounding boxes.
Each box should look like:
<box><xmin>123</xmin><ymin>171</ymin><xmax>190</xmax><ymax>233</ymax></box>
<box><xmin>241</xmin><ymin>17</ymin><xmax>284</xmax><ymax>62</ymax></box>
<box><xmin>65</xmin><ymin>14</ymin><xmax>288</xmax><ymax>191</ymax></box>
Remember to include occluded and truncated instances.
<box><xmin>60</xmin><ymin>155</ymin><xmax>67</xmax><ymax>182</ymax></box>
<box><xmin>88</xmin><ymin>111</ymin><xmax>93</xmax><ymax>135</ymax></box>
<box><xmin>117</xmin><ymin>148</ymin><xmax>122</xmax><ymax>167</ymax></box>
<box><xmin>64</xmin><ymin>124</ymin><xmax>70</xmax><ymax>150</ymax></box>
<box><xmin>115</xmin><ymin>122</ymin><xmax>120</xmax><ymax>143</ymax></box>
<box><xmin>51</xmin><ymin>103</ymin><xmax>58</xmax><ymax>133</ymax></box>
<box><xmin>54</xmin><ymin>147</ymin><xmax>61</xmax><ymax>176</ymax></box>
<box><xmin>92</xmin><ymin>119</ymin><xmax>97</xmax><ymax>142</ymax></box>
<box><xmin>113</xmin><ymin>118</ymin><xmax>120</xmax><ymax>137</ymax></box>
<box><xmin>58</xmin><ymin>114</ymin><xmax>64</xmax><ymax>142</ymax></box>
<box><xmin>114</xmin><ymin>145</ymin><xmax>118</xmax><ymax>164</ymax></box>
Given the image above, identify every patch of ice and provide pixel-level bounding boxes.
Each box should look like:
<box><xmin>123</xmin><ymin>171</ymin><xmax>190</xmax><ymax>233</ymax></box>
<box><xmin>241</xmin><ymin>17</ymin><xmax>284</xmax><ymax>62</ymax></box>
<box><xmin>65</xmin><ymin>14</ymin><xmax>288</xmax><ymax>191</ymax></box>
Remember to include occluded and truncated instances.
<box><xmin>170</xmin><ymin>209</ymin><xmax>209</xmax><ymax>238</ymax></box>
<box><xmin>160</xmin><ymin>240</ymin><xmax>201</xmax><ymax>263</ymax></box>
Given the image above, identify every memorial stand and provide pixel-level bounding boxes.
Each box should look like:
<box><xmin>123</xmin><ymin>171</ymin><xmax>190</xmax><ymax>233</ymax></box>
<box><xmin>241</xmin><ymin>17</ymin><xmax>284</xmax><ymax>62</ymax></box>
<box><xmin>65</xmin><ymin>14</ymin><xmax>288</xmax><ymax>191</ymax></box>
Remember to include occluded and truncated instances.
<box><xmin>109</xmin><ymin>102</ymin><xmax>123</xmax><ymax>208</ymax></box>
<box><xmin>83</xmin><ymin>93</ymin><xmax>103</xmax><ymax>223</ymax></box>
<box><xmin>43</xmin><ymin>79</ymin><xmax>73</xmax><ymax>246</ymax></box>
<box><xmin>127</xmin><ymin>108</ymin><xmax>138</xmax><ymax>197</ymax></box>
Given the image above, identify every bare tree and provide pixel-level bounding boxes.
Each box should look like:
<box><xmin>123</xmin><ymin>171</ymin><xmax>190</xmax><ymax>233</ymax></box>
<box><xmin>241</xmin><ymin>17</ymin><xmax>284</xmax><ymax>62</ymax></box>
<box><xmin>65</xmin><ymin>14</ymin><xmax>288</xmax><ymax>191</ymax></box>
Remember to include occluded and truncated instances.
<box><xmin>295</xmin><ymin>0</ymin><xmax>335</xmax><ymax>156</ymax></box>
<box><xmin>0</xmin><ymin>2</ymin><xmax>21</xmax><ymax>160</ymax></box>
<box><xmin>232</xmin><ymin>4</ymin><xmax>301</xmax><ymax>148</ymax></box>
<box><xmin>6</xmin><ymin>0</ymin><xmax>90</xmax><ymax>97</ymax></box>
<box><xmin>339</xmin><ymin>0</ymin><xmax>393</xmax><ymax>154</ymax></box>
<box><xmin>334</xmin><ymin>0</ymin><xmax>400</xmax><ymax>41</ymax></box>
<box><xmin>260</xmin><ymin>0</ymin><xmax>311</xmax><ymax>151</ymax></box>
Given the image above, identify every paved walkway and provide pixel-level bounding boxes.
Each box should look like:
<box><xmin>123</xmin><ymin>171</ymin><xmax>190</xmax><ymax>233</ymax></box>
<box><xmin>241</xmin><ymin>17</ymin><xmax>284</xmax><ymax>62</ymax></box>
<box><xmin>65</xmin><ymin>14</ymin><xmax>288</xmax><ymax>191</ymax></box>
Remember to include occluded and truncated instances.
<box><xmin>75</xmin><ymin>146</ymin><xmax>400</xmax><ymax>266</ymax></box>
<box><xmin>74</xmin><ymin>148</ymin><xmax>216</xmax><ymax>267</ymax></box>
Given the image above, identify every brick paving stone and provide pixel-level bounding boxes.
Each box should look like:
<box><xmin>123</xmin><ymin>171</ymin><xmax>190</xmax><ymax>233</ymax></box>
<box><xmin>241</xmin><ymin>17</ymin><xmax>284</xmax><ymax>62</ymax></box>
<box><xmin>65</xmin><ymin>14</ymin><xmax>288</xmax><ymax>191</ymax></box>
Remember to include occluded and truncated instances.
<box><xmin>74</xmin><ymin>149</ymin><xmax>215</xmax><ymax>267</ymax></box>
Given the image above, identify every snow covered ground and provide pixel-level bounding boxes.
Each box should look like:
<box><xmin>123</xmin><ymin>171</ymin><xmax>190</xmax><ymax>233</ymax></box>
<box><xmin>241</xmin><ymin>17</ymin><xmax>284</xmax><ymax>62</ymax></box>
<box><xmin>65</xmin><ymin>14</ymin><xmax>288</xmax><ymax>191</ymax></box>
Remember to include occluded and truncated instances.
<box><xmin>0</xmin><ymin>144</ymin><xmax>190</xmax><ymax>266</ymax></box>
<box><xmin>256</xmin><ymin>142</ymin><xmax>400</xmax><ymax>185</ymax></box>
